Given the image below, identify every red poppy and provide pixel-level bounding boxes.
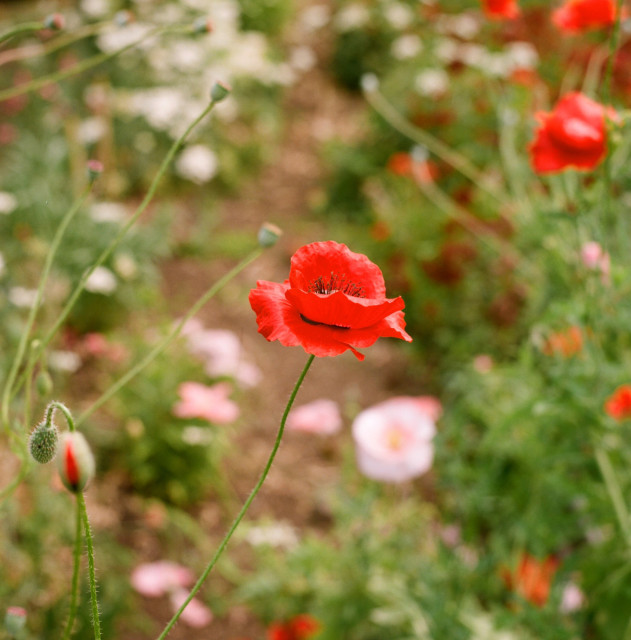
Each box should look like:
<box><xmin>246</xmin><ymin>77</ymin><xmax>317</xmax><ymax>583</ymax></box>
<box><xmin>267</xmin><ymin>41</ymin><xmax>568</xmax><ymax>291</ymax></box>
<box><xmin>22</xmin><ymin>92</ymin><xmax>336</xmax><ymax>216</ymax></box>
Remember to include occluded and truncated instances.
<box><xmin>552</xmin><ymin>0</ymin><xmax>623</xmax><ymax>33</ymax></box>
<box><xmin>503</xmin><ymin>553</ymin><xmax>559</xmax><ymax>607</ymax></box>
<box><xmin>481</xmin><ymin>0</ymin><xmax>521</xmax><ymax>19</ymax></box>
<box><xmin>604</xmin><ymin>385</ymin><xmax>631</xmax><ymax>420</ymax></box>
<box><xmin>249</xmin><ymin>241</ymin><xmax>412</xmax><ymax>361</ymax></box>
<box><xmin>386</xmin><ymin>153</ymin><xmax>437</xmax><ymax>183</ymax></box>
<box><xmin>542</xmin><ymin>326</ymin><xmax>583</xmax><ymax>357</ymax></box>
<box><xmin>267</xmin><ymin>614</ymin><xmax>321</xmax><ymax>640</ymax></box>
<box><xmin>529</xmin><ymin>92</ymin><xmax>617</xmax><ymax>174</ymax></box>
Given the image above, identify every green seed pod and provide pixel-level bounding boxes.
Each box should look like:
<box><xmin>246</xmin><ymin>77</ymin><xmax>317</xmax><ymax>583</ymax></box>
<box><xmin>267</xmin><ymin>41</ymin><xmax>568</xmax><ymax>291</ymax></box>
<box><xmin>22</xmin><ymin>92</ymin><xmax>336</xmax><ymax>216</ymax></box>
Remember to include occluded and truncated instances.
<box><xmin>28</xmin><ymin>421</ymin><xmax>58</xmax><ymax>464</ymax></box>
<box><xmin>258</xmin><ymin>223</ymin><xmax>282</xmax><ymax>248</ymax></box>
<box><xmin>35</xmin><ymin>370</ymin><xmax>53</xmax><ymax>398</ymax></box>
<box><xmin>4</xmin><ymin>606</ymin><xmax>27</xmax><ymax>637</ymax></box>
<box><xmin>210</xmin><ymin>81</ymin><xmax>231</xmax><ymax>103</ymax></box>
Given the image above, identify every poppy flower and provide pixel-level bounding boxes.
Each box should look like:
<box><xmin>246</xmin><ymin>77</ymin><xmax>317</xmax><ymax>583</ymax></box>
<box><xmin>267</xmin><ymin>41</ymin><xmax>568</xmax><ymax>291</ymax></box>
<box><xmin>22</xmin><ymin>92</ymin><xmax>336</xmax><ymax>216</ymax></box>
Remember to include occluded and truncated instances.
<box><xmin>249</xmin><ymin>241</ymin><xmax>412</xmax><ymax>361</ymax></box>
<box><xmin>172</xmin><ymin>381</ymin><xmax>240</xmax><ymax>424</ymax></box>
<box><xmin>267</xmin><ymin>614</ymin><xmax>321</xmax><ymax>640</ymax></box>
<box><xmin>529</xmin><ymin>92</ymin><xmax>617</xmax><ymax>174</ymax></box>
<box><xmin>604</xmin><ymin>385</ymin><xmax>631</xmax><ymax>420</ymax></box>
<box><xmin>287</xmin><ymin>398</ymin><xmax>343</xmax><ymax>435</ymax></box>
<box><xmin>503</xmin><ymin>553</ymin><xmax>559</xmax><ymax>607</ymax></box>
<box><xmin>552</xmin><ymin>0</ymin><xmax>623</xmax><ymax>33</ymax></box>
<box><xmin>481</xmin><ymin>0</ymin><xmax>521</xmax><ymax>19</ymax></box>
<box><xmin>542</xmin><ymin>326</ymin><xmax>583</xmax><ymax>357</ymax></box>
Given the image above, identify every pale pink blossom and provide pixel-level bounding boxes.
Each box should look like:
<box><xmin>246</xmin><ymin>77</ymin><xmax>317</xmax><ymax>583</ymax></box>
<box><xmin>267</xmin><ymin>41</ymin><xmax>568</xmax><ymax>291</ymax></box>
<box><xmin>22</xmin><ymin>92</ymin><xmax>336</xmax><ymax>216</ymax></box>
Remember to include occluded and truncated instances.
<box><xmin>172</xmin><ymin>382</ymin><xmax>239</xmax><ymax>424</ymax></box>
<box><xmin>351</xmin><ymin>396</ymin><xmax>439</xmax><ymax>483</ymax></box>
<box><xmin>287</xmin><ymin>399</ymin><xmax>342</xmax><ymax>435</ymax></box>
<box><xmin>560</xmin><ymin>582</ymin><xmax>585</xmax><ymax>613</ymax></box>
<box><xmin>169</xmin><ymin>588</ymin><xmax>213</xmax><ymax>628</ymax></box>
<box><xmin>581</xmin><ymin>241</ymin><xmax>610</xmax><ymax>282</ymax></box>
<box><xmin>130</xmin><ymin>561</ymin><xmax>194</xmax><ymax>598</ymax></box>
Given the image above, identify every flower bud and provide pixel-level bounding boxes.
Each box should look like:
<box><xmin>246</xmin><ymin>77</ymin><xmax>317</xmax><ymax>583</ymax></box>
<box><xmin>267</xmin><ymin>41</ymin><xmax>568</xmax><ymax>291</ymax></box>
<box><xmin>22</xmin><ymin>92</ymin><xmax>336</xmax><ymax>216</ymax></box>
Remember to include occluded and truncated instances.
<box><xmin>258</xmin><ymin>223</ymin><xmax>282</xmax><ymax>248</ymax></box>
<box><xmin>4</xmin><ymin>607</ymin><xmax>26</xmax><ymax>637</ymax></box>
<box><xmin>44</xmin><ymin>13</ymin><xmax>65</xmax><ymax>30</ymax></box>
<box><xmin>86</xmin><ymin>159</ymin><xmax>104</xmax><ymax>183</ymax></box>
<box><xmin>57</xmin><ymin>432</ymin><xmax>95</xmax><ymax>493</ymax></box>
<box><xmin>114</xmin><ymin>10</ymin><xmax>134</xmax><ymax>26</ymax></box>
<box><xmin>28</xmin><ymin>421</ymin><xmax>58</xmax><ymax>464</ymax></box>
<box><xmin>193</xmin><ymin>17</ymin><xmax>213</xmax><ymax>34</ymax></box>
<box><xmin>36</xmin><ymin>370</ymin><xmax>53</xmax><ymax>398</ymax></box>
<box><xmin>210</xmin><ymin>81</ymin><xmax>231</xmax><ymax>103</ymax></box>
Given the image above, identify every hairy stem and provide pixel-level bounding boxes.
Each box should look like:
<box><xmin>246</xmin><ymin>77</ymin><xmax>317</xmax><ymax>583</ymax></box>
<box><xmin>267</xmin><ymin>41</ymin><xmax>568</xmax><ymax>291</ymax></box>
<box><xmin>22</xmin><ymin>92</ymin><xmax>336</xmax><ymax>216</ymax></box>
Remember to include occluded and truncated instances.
<box><xmin>61</xmin><ymin>500</ymin><xmax>83</xmax><ymax>640</ymax></box>
<box><xmin>78</xmin><ymin>491</ymin><xmax>101</xmax><ymax>640</ymax></box>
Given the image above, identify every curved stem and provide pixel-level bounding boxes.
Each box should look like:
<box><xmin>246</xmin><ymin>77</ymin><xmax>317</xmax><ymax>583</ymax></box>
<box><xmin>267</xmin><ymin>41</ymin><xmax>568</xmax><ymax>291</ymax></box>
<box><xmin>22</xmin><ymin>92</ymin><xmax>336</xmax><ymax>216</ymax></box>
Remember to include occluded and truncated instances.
<box><xmin>61</xmin><ymin>499</ymin><xmax>83</xmax><ymax>640</ymax></box>
<box><xmin>78</xmin><ymin>491</ymin><xmax>101</xmax><ymax>640</ymax></box>
<box><xmin>46</xmin><ymin>401</ymin><xmax>76</xmax><ymax>432</ymax></box>
<box><xmin>76</xmin><ymin>247</ymin><xmax>263</xmax><ymax>426</ymax></box>
<box><xmin>157</xmin><ymin>354</ymin><xmax>316</xmax><ymax>640</ymax></box>
<box><xmin>0</xmin><ymin>21</ymin><xmax>44</xmax><ymax>46</ymax></box>
<box><xmin>595</xmin><ymin>447</ymin><xmax>631</xmax><ymax>548</ymax></box>
<box><xmin>1</xmin><ymin>185</ymin><xmax>92</xmax><ymax>433</ymax></box>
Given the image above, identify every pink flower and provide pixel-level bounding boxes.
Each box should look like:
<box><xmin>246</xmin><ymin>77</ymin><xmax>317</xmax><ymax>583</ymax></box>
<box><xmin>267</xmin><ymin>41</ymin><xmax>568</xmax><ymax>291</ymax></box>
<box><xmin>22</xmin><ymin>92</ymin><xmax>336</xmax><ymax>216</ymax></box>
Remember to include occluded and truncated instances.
<box><xmin>130</xmin><ymin>561</ymin><xmax>194</xmax><ymax>598</ymax></box>
<box><xmin>581</xmin><ymin>241</ymin><xmax>610</xmax><ymax>281</ymax></box>
<box><xmin>169</xmin><ymin>588</ymin><xmax>213</xmax><ymax>628</ymax></box>
<box><xmin>287</xmin><ymin>399</ymin><xmax>343</xmax><ymax>435</ymax></box>
<box><xmin>172</xmin><ymin>381</ymin><xmax>239</xmax><ymax>424</ymax></box>
<box><xmin>351</xmin><ymin>396</ymin><xmax>440</xmax><ymax>483</ymax></box>
<box><xmin>560</xmin><ymin>582</ymin><xmax>585</xmax><ymax>613</ymax></box>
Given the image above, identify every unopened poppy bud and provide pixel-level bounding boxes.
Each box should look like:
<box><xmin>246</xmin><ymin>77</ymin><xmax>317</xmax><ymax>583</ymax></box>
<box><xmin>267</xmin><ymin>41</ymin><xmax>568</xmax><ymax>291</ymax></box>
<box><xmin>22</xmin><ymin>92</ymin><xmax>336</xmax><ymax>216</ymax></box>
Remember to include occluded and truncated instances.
<box><xmin>210</xmin><ymin>81</ymin><xmax>231</xmax><ymax>103</ymax></box>
<box><xmin>44</xmin><ymin>13</ymin><xmax>65</xmax><ymax>30</ymax></box>
<box><xmin>114</xmin><ymin>10</ymin><xmax>134</xmax><ymax>26</ymax></box>
<box><xmin>4</xmin><ymin>607</ymin><xmax>26</xmax><ymax>637</ymax></box>
<box><xmin>258</xmin><ymin>223</ymin><xmax>283</xmax><ymax>248</ymax></box>
<box><xmin>57</xmin><ymin>432</ymin><xmax>95</xmax><ymax>493</ymax></box>
<box><xmin>193</xmin><ymin>16</ymin><xmax>213</xmax><ymax>34</ymax></box>
<box><xmin>86</xmin><ymin>159</ymin><xmax>103</xmax><ymax>183</ymax></box>
<box><xmin>36</xmin><ymin>370</ymin><xmax>53</xmax><ymax>397</ymax></box>
<box><xmin>28</xmin><ymin>420</ymin><xmax>58</xmax><ymax>464</ymax></box>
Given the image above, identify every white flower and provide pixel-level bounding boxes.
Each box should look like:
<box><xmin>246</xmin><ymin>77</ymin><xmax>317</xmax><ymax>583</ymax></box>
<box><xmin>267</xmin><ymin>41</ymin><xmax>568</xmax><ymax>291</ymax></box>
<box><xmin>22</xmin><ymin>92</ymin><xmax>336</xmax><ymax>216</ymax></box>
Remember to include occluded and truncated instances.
<box><xmin>182</xmin><ymin>426</ymin><xmax>213</xmax><ymax>446</ymax></box>
<box><xmin>49</xmin><ymin>350</ymin><xmax>82</xmax><ymax>373</ymax></box>
<box><xmin>80</xmin><ymin>0</ymin><xmax>110</xmax><ymax>18</ymax></box>
<box><xmin>113</xmin><ymin>253</ymin><xmax>138</xmax><ymax>279</ymax></box>
<box><xmin>90</xmin><ymin>202</ymin><xmax>127</xmax><ymax>224</ymax></box>
<box><xmin>78</xmin><ymin>117</ymin><xmax>107</xmax><ymax>144</ymax></box>
<box><xmin>383</xmin><ymin>2</ymin><xmax>414</xmax><ymax>29</ymax></box>
<box><xmin>96</xmin><ymin>23</ymin><xmax>155</xmax><ymax>54</ymax></box>
<box><xmin>391</xmin><ymin>34</ymin><xmax>422</xmax><ymax>60</ymax></box>
<box><xmin>300</xmin><ymin>5</ymin><xmax>331</xmax><ymax>31</ymax></box>
<box><xmin>335</xmin><ymin>4</ymin><xmax>371</xmax><ymax>31</ymax></box>
<box><xmin>0</xmin><ymin>191</ymin><xmax>18</xmax><ymax>214</ymax></box>
<box><xmin>175</xmin><ymin>145</ymin><xmax>218</xmax><ymax>184</ymax></box>
<box><xmin>505</xmin><ymin>41</ymin><xmax>539</xmax><ymax>71</ymax></box>
<box><xmin>245</xmin><ymin>521</ymin><xmax>299</xmax><ymax>549</ymax></box>
<box><xmin>415</xmin><ymin>69</ymin><xmax>449</xmax><ymax>97</ymax></box>
<box><xmin>85</xmin><ymin>266</ymin><xmax>117</xmax><ymax>295</ymax></box>
<box><xmin>434</xmin><ymin>38</ymin><xmax>459</xmax><ymax>63</ymax></box>
<box><xmin>436</xmin><ymin>14</ymin><xmax>480</xmax><ymax>39</ymax></box>
<box><xmin>290</xmin><ymin>46</ymin><xmax>317</xmax><ymax>72</ymax></box>
<box><xmin>9</xmin><ymin>286</ymin><xmax>38</xmax><ymax>308</ymax></box>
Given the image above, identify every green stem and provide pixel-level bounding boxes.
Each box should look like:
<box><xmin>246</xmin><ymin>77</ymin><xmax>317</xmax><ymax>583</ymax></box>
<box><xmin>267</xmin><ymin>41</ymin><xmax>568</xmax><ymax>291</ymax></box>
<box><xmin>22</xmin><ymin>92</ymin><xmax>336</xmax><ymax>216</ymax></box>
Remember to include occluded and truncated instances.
<box><xmin>1</xmin><ymin>185</ymin><xmax>92</xmax><ymax>433</ymax></box>
<box><xmin>61</xmin><ymin>500</ymin><xmax>83</xmax><ymax>640</ymax></box>
<box><xmin>364</xmin><ymin>86</ymin><xmax>505</xmax><ymax>205</ymax></box>
<box><xmin>78</xmin><ymin>491</ymin><xmax>101</xmax><ymax>640</ymax></box>
<box><xmin>156</xmin><ymin>354</ymin><xmax>316</xmax><ymax>640</ymax></box>
<box><xmin>11</xmin><ymin>99</ymin><xmax>218</xmax><ymax>405</ymax></box>
<box><xmin>76</xmin><ymin>247</ymin><xmax>263</xmax><ymax>426</ymax></box>
<box><xmin>595</xmin><ymin>447</ymin><xmax>631</xmax><ymax>548</ymax></box>
<box><xmin>0</xmin><ymin>21</ymin><xmax>44</xmax><ymax>46</ymax></box>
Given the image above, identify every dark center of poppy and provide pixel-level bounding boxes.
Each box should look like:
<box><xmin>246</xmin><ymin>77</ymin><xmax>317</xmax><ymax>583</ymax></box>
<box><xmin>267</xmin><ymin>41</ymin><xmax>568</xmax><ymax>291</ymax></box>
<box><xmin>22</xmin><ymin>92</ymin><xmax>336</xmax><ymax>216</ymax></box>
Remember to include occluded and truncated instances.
<box><xmin>307</xmin><ymin>272</ymin><xmax>365</xmax><ymax>297</ymax></box>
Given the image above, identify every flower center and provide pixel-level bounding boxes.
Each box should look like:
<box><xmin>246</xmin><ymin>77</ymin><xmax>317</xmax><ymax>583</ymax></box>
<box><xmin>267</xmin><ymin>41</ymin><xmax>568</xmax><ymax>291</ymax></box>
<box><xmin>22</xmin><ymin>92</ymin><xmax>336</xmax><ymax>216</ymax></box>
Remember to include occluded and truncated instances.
<box><xmin>308</xmin><ymin>272</ymin><xmax>365</xmax><ymax>297</ymax></box>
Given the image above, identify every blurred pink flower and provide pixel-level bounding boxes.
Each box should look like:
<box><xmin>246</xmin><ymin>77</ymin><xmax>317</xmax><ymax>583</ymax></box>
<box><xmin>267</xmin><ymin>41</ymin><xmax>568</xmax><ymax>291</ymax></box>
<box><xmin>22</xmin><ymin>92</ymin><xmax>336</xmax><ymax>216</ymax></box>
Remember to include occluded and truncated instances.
<box><xmin>581</xmin><ymin>241</ymin><xmax>610</xmax><ymax>282</ymax></box>
<box><xmin>287</xmin><ymin>399</ymin><xmax>342</xmax><ymax>435</ymax></box>
<box><xmin>351</xmin><ymin>396</ymin><xmax>439</xmax><ymax>483</ymax></box>
<box><xmin>182</xmin><ymin>321</ymin><xmax>261</xmax><ymax>387</ymax></box>
<box><xmin>130</xmin><ymin>561</ymin><xmax>194</xmax><ymax>598</ymax></box>
<box><xmin>173</xmin><ymin>382</ymin><xmax>239</xmax><ymax>424</ymax></box>
<box><xmin>169</xmin><ymin>588</ymin><xmax>213</xmax><ymax>628</ymax></box>
<box><xmin>560</xmin><ymin>582</ymin><xmax>585</xmax><ymax>613</ymax></box>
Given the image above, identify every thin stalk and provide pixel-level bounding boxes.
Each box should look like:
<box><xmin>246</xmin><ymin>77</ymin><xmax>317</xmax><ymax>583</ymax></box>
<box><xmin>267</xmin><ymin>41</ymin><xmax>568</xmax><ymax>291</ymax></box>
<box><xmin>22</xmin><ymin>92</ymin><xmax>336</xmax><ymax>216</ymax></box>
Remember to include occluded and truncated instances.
<box><xmin>1</xmin><ymin>185</ymin><xmax>92</xmax><ymax>433</ymax></box>
<box><xmin>365</xmin><ymin>87</ymin><xmax>506</xmax><ymax>204</ymax></box>
<box><xmin>595</xmin><ymin>447</ymin><xmax>631</xmax><ymax>548</ymax></box>
<box><xmin>46</xmin><ymin>401</ymin><xmax>76</xmax><ymax>432</ymax></box>
<box><xmin>76</xmin><ymin>247</ymin><xmax>263</xmax><ymax>426</ymax></box>
<box><xmin>157</xmin><ymin>354</ymin><xmax>317</xmax><ymax>640</ymax></box>
<box><xmin>78</xmin><ymin>491</ymin><xmax>101</xmax><ymax>640</ymax></box>
<box><xmin>61</xmin><ymin>500</ymin><xmax>83</xmax><ymax>640</ymax></box>
<box><xmin>11</xmin><ymin>99</ymin><xmax>218</xmax><ymax>404</ymax></box>
<box><xmin>0</xmin><ymin>21</ymin><xmax>44</xmax><ymax>46</ymax></box>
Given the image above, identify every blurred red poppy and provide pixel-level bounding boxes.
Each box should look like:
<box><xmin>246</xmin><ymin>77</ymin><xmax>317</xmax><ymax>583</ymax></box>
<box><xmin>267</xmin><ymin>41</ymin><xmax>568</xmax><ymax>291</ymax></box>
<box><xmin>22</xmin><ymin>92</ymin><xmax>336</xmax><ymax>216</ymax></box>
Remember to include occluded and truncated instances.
<box><xmin>604</xmin><ymin>385</ymin><xmax>631</xmax><ymax>421</ymax></box>
<box><xmin>553</xmin><ymin>0</ymin><xmax>623</xmax><ymax>33</ymax></box>
<box><xmin>481</xmin><ymin>0</ymin><xmax>520</xmax><ymax>19</ymax></box>
<box><xmin>529</xmin><ymin>92</ymin><xmax>617</xmax><ymax>174</ymax></box>
<box><xmin>249</xmin><ymin>241</ymin><xmax>412</xmax><ymax>361</ymax></box>
<box><xmin>503</xmin><ymin>553</ymin><xmax>559</xmax><ymax>607</ymax></box>
<box><xmin>542</xmin><ymin>326</ymin><xmax>583</xmax><ymax>357</ymax></box>
<box><xmin>268</xmin><ymin>614</ymin><xmax>321</xmax><ymax>640</ymax></box>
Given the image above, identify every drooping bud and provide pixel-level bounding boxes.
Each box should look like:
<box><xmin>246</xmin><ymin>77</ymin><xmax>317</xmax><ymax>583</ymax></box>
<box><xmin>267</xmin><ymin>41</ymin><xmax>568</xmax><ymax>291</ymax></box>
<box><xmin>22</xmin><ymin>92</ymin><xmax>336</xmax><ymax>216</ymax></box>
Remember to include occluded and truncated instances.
<box><xmin>257</xmin><ymin>223</ymin><xmax>283</xmax><ymax>248</ymax></box>
<box><xmin>86</xmin><ymin>159</ymin><xmax>104</xmax><ymax>183</ymax></box>
<box><xmin>36</xmin><ymin>370</ymin><xmax>53</xmax><ymax>398</ymax></box>
<box><xmin>28</xmin><ymin>420</ymin><xmax>58</xmax><ymax>464</ymax></box>
<box><xmin>57</xmin><ymin>432</ymin><xmax>95</xmax><ymax>493</ymax></box>
<box><xmin>4</xmin><ymin>606</ymin><xmax>27</xmax><ymax>637</ymax></box>
<box><xmin>44</xmin><ymin>13</ymin><xmax>65</xmax><ymax>31</ymax></box>
<box><xmin>210</xmin><ymin>81</ymin><xmax>231</xmax><ymax>103</ymax></box>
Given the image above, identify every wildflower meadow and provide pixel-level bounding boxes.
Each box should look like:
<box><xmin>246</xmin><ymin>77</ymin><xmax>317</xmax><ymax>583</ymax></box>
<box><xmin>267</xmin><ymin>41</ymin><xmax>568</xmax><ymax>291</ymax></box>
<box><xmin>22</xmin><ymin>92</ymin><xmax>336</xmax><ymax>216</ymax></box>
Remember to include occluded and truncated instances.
<box><xmin>3</xmin><ymin>0</ymin><xmax>631</xmax><ymax>638</ymax></box>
